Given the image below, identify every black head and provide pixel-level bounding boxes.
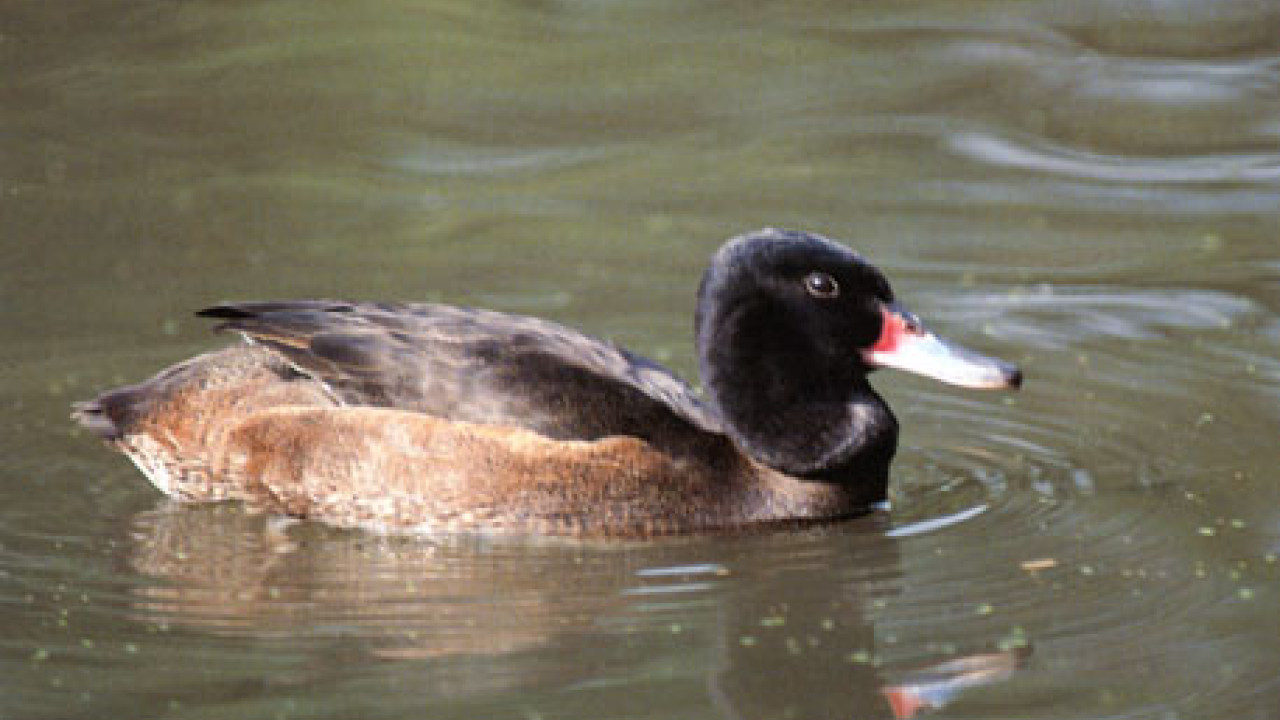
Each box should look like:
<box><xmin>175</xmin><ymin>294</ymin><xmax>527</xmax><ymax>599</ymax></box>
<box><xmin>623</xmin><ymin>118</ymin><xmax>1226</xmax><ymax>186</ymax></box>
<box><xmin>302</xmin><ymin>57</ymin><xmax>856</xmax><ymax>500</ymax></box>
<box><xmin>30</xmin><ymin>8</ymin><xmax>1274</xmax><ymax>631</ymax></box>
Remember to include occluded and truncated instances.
<box><xmin>695</xmin><ymin>229</ymin><xmax>1020</xmax><ymax>497</ymax></box>
<box><xmin>696</xmin><ymin>229</ymin><xmax>894</xmax><ymax>385</ymax></box>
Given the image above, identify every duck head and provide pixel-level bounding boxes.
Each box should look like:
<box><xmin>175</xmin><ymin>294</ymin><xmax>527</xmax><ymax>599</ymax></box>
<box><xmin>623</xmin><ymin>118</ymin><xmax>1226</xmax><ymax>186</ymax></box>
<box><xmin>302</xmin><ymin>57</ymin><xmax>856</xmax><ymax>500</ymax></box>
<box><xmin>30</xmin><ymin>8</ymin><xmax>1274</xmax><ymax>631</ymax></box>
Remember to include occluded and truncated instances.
<box><xmin>695</xmin><ymin>229</ymin><xmax>1021</xmax><ymax>502</ymax></box>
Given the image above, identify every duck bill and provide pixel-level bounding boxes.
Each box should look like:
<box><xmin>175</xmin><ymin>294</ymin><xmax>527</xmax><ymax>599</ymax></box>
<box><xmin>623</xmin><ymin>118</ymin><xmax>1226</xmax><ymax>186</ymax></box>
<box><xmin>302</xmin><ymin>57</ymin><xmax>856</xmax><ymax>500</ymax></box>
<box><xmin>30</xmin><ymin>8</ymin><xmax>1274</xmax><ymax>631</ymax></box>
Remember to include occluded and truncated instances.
<box><xmin>863</xmin><ymin>305</ymin><xmax>1022</xmax><ymax>390</ymax></box>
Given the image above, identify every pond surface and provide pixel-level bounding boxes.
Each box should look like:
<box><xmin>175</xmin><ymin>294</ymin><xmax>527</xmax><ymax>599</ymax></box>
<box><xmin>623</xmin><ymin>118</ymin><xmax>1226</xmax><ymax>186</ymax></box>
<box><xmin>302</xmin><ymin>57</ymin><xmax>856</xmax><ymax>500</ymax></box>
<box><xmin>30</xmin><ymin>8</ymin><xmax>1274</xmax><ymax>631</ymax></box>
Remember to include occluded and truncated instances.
<box><xmin>3</xmin><ymin>1</ymin><xmax>1279</xmax><ymax>718</ymax></box>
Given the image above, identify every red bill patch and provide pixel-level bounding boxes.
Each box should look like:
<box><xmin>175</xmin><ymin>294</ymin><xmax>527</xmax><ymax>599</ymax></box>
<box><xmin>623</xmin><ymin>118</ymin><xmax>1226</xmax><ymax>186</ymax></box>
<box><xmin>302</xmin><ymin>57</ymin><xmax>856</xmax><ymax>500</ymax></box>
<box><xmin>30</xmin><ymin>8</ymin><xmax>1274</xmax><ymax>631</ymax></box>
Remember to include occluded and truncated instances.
<box><xmin>871</xmin><ymin>307</ymin><xmax>907</xmax><ymax>353</ymax></box>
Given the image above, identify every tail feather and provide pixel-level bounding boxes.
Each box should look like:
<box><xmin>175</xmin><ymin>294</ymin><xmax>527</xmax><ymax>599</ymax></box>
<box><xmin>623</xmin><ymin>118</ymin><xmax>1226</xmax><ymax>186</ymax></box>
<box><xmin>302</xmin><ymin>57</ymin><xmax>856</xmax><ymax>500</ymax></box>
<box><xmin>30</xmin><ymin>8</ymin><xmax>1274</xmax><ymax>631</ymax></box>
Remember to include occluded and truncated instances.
<box><xmin>71</xmin><ymin>399</ymin><xmax>119</xmax><ymax>440</ymax></box>
<box><xmin>72</xmin><ymin>345</ymin><xmax>337</xmax><ymax>501</ymax></box>
<box><xmin>71</xmin><ymin>387</ymin><xmax>142</xmax><ymax>441</ymax></box>
<box><xmin>196</xmin><ymin>301</ymin><xmax>354</xmax><ymax>350</ymax></box>
<box><xmin>196</xmin><ymin>300</ymin><xmax>352</xmax><ymax>320</ymax></box>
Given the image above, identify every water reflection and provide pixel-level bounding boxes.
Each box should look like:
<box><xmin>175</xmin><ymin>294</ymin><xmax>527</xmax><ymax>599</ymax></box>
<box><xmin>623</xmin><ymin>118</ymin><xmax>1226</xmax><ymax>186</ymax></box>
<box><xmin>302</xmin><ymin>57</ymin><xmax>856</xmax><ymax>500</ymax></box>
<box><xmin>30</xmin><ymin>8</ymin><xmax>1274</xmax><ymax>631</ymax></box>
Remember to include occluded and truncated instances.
<box><xmin>129</xmin><ymin>503</ymin><xmax>601</xmax><ymax>662</ymax></box>
<box><xmin>122</xmin><ymin>503</ymin><xmax>1024</xmax><ymax>717</ymax></box>
<box><xmin>881</xmin><ymin>649</ymin><xmax>1027</xmax><ymax>719</ymax></box>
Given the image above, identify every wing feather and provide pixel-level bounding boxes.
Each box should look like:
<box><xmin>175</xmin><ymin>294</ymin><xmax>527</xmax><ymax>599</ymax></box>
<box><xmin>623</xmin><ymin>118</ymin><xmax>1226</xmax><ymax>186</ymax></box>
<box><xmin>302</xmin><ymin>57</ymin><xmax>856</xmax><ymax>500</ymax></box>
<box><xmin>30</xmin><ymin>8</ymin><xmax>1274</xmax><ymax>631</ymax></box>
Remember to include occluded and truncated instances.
<box><xmin>197</xmin><ymin>301</ymin><xmax>724</xmax><ymax>447</ymax></box>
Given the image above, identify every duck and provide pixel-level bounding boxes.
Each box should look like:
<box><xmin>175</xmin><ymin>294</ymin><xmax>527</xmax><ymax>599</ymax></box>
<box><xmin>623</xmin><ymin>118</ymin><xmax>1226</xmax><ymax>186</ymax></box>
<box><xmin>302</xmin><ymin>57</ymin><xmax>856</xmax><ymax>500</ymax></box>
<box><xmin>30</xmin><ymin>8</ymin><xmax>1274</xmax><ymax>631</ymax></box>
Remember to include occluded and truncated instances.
<box><xmin>73</xmin><ymin>228</ymin><xmax>1021</xmax><ymax>537</ymax></box>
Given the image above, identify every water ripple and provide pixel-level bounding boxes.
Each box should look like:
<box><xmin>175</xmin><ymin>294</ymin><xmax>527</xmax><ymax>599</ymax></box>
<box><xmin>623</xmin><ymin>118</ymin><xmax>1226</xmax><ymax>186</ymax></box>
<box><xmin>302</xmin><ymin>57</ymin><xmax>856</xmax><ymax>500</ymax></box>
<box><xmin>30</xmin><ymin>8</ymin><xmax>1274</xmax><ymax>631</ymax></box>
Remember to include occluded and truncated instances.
<box><xmin>951</xmin><ymin>131</ymin><xmax>1280</xmax><ymax>184</ymax></box>
<box><xmin>387</xmin><ymin>140</ymin><xmax>616</xmax><ymax>177</ymax></box>
<box><xmin>998</xmin><ymin>286</ymin><xmax>1247</xmax><ymax>342</ymax></box>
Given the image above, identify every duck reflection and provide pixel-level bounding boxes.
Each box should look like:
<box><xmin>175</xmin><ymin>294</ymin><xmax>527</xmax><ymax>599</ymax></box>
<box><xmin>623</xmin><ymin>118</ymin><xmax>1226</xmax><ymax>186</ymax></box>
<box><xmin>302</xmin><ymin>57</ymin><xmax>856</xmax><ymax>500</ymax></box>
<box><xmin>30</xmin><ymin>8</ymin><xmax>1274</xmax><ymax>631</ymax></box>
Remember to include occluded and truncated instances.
<box><xmin>128</xmin><ymin>502</ymin><xmax>594</xmax><ymax>659</ymax></box>
<box><xmin>125</xmin><ymin>503</ymin><xmax>1024</xmax><ymax>716</ymax></box>
<box><xmin>881</xmin><ymin>649</ymin><xmax>1028</xmax><ymax>719</ymax></box>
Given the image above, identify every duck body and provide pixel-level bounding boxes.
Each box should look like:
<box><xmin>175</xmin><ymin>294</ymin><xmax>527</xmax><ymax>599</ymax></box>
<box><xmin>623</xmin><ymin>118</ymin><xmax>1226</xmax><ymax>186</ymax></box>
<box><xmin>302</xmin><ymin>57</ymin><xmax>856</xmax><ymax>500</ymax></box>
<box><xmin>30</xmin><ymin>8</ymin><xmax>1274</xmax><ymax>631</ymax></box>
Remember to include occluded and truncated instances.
<box><xmin>75</xmin><ymin>229</ymin><xmax>1020</xmax><ymax>537</ymax></box>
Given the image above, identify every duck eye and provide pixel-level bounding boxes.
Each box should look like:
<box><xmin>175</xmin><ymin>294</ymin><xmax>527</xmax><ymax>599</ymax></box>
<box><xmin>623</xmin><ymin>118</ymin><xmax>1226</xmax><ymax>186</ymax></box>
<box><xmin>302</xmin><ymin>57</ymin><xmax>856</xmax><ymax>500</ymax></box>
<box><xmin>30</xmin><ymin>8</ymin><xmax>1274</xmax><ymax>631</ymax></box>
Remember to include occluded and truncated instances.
<box><xmin>803</xmin><ymin>272</ymin><xmax>839</xmax><ymax>299</ymax></box>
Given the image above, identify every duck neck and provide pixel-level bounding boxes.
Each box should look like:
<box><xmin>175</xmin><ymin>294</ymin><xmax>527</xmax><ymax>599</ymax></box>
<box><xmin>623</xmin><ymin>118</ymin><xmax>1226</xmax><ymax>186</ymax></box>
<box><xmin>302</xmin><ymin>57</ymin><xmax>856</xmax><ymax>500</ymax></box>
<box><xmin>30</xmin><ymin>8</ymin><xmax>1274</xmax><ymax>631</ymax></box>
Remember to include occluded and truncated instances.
<box><xmin>697</xmin><ymin>303</ymin><xmax>898</xmax><ymax>501</ymax></box>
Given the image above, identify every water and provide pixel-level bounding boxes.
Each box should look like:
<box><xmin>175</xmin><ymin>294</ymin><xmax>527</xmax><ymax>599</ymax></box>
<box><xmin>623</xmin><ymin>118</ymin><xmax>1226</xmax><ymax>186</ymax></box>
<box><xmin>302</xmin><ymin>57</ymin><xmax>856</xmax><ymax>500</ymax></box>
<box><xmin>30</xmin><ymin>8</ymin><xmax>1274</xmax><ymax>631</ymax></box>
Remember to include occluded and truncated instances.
<box><xmin>3</xmin><ymin>1</ymin><xmax>1278</xmax><ymax>718</ymax></box>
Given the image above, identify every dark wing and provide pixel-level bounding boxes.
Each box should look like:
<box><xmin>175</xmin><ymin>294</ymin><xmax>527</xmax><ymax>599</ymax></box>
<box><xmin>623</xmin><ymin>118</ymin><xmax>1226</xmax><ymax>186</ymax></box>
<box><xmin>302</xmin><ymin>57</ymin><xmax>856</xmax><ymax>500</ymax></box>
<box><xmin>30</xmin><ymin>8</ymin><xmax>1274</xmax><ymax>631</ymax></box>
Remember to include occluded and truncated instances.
<box><xmin>197</xmin><ymin>300</ymin><xmax>724</xmax><ymax>446</ymax></box>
